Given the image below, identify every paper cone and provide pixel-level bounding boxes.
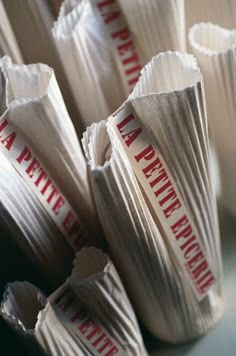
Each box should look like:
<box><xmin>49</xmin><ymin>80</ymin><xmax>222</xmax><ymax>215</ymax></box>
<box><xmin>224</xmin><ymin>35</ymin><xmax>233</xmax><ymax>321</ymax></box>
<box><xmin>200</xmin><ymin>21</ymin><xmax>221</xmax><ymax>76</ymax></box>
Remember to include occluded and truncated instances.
<box><xmin>1</xmin><ymin>249</ymin><xmax>147</xmax><ymax>355</ymax></box>
<box><xmin>189</xmin><ymin>23</ymin><xmax>236</xmax><ymax>217</ymax></box>
<box><xmin>0</xmin><ymin>57</ymin><xmax>97</xmax><ymax>237</ymax></box>
<box><xmin>0</xmin><ymin>1</ymin><xmax>23</xmax><ymax>64</ymax></box>
<box><xmin>83</xmin><ymin>51</ymin><xmax>224</xmax><ymax>343</ymax></box>
<box><xmin>53</xmin><ymin>0</ymin><xmax>125</xmax><ymax>128</ymax></box>
<box><xmin>0</xmin><ymin>151</ymin><xmax>73</xmax><ymax>284</ymax></box>
<box><xmin>69</xmin><ymin>247</ymin><xmax>148</xmax><ymax>355</ymax></box>
<box><xmin>3</xmin><ymin>0</ymin><xmax>80</xmax><ymax>134</ymax></box>
<box><xmin>0</xmin><ymin>281</ymin><xmax>46</xmax><ymax>355</ymax></box>
<box><xmin>53</xmin><ymin>0</ymin><xmax>185</xmax><ymax>128</ymax></box>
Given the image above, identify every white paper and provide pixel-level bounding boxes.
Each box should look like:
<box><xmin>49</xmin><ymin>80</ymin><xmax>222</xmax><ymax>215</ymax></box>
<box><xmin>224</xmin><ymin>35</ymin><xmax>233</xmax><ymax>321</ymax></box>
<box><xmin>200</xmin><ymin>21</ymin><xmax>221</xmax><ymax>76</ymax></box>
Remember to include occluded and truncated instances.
<box><xmin>83</xmin><ymin>51</ymin><xmax>224</xmax><ymax>343</ymax></box>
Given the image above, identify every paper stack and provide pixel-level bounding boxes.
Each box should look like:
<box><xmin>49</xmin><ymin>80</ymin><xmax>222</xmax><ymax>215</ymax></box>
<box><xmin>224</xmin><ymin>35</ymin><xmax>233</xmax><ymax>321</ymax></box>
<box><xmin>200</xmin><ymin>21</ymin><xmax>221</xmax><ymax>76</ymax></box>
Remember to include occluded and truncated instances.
<box><xmin>83</xmin><ymin>51</ymin><xmax>224</xmax><ymax>343</ymax></box>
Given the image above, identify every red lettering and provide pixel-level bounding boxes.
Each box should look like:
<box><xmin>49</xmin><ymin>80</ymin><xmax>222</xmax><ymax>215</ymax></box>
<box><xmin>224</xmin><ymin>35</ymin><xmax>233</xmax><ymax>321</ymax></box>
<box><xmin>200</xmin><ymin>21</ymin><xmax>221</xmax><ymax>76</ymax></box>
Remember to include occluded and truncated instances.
<box><xmin>52</xmin><ymin>196</ymin><xmax>65</xmax><ymax>215</ymax></box>
<box><xmin>191</xmin><ymin>260</ymin><xmax>208</xmax><ymax>279</ymax></box>
<box><xmin>198</xmin><ymin>274</ymin><xmax>215</xmax><ymax>294</ymax></box>
<box><xmin>122</xmin><ymin>52</ymin><xmax>139</xmax><ymax>65</ymax></box>
<box><xmin>1</xmin><ymin>132</ymin><xmax>16</xmax><ymax>151</ymax></box>
<box><xmin>125</xmin><ymin>64</ymin><xmax>141</xmax><ymax>76</ymax></box>
<box><xmin>86</xmin><ymin>325</ymin><xmax>102</xmax><ymax>341</ymax></box>
<box><xmin>25</xmin><ymin>158</ymin><xmax>40</xmax><ymax>178</ymax></box>
<box><xmin>70</xmin><ymin>310</ymin><xmax>86</xmax><ymax>323</ymax></box>
<box><xmin>97</xmin><ymin>338</ymin><xmax>113</xmax><ymax>353</ymax></box>
<box><xmin>121</xmin><ymin>127</ymin><xmax>142</xmax><ymax>147</ymax></box>
<box><xmin>171</xmin><ymin>215</ymin><xmax>188</xmax><ymax>235</ymax></box>
<box><xmin>78</xmin><ymin>318</ymin><xmax>94</xmax><ymax>334</ymax></box>
<box><xmin>186</xmin><ymin>250</ymin><xmax>204</xmax><ymax>270</ymax></box>
<box><xmin>0</xmin><ymin>118</ymin><xmax>8</xmax><ymax>133</ymax></box>
<box><xmin>46</xmin><ymin>185</ymin><xmax>58</xmax><ymax>204</ymax></box>
<box><xmin>92</xmin><ymin>332</ymin><xmax>106</xmax><ymax>347</ymax></box>
<box><xmin>180</xmin><ymin>236</ymin><xmax>196</xmax><ymax>251</ymax></box>
<box><xmin>128</xmin><ymin>76</ymin><xmax>139</xmax><ymax>86</ymax></box>
<box><xmin>111</xmin><ymin>27</ymin><xmax>129</xmax><ymax>41</ymax></box>
<box><xmin>63</xmin><ymin>211</ymin><xmax>75</xmax><ymax>231</ymax></box>
<box><xmin>142</xmin><ymin>157</ymin><xmax>162</xmax><ymax>179</ymax></box>
<box><xmin>117</xmin><ymin>113</ymin><xmax>135</xmax><ymax>133</ymax></box>
<box><xmin>34</xmin><ymin>168</ymin><xmax>47</xmax><ymax>187</ymax></box>
<box><xmin>154</xmin><ymin>180</ymin><xmax>171</xmax><ymax>198</ymax></box>
<box><xmin>184</xmin><ymin>243</ymin><xmax>200</xmax><ymax>259</ymax></box>
<box><xmin>150</xmin><ymin>168</ymin><xmax>168</xmax><ymax>188</ymax></box>
<box><xmin>117</xmin><ymin>40</ymin><xmax>134</xmax><ymax>56</ymax></box>
<box><xmin>105</xmin><ymin>346</ymin><xmax>119</xmax><ymax>356</ymax></box>
<box><xmin>159</xmin><ymin>187</ymin><xmax>177</xmax><ymax>207</ymax></box>
<box><xmin>135</xmin><ymin>144</ymin><xmax>155</xmax><ymax>162</ymax></box>
<box><xmin>97</xmin><ymin>0</ymin><xmax>120</xmax><ymax>24</ymax></box>
<box><xmin>16</xmin><ymin>146</ymin><xmax>31</xmax><ymax>164</ymax></box>
<box><xmin>175</xmin><ymin>224</ymin><xmax>192</xmax><ymax>241</ymax></box>
<box><xmin>163</xmin><ymin>199</ymin><xmax>181</xmax><ymax>218</ymax></box>
<box><xmin>40</xmin><ymin>178</ymin><xmax>51</xmax><ymax>195</ymax></box>
<box><xmin>58</xmin><ymin>298</ymin><xmax>73</xmax><ymax>312</ymax></box>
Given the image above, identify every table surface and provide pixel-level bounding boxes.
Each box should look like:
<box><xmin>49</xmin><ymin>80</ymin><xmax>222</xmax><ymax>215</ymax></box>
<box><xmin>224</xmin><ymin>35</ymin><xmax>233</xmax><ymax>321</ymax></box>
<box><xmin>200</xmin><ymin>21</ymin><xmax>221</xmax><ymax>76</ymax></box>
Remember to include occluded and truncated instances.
<box><xmin>147</xmin><ymin>206</ymin><xmax>236</xmax><ymax>356</ymax></box>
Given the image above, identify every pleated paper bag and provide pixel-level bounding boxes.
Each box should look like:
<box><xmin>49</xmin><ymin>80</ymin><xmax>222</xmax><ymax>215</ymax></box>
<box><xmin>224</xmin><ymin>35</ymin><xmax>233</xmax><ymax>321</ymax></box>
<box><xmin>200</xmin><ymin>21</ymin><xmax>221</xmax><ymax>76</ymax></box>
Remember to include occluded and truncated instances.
<box><xmin>189</xmin><ymin>23</ymin><xmax>236</xmax><ymax>217</ymax></box>
<box><xmin>0</xmin><ymin>56</ymin><xmax>101</xmax><ymax>282</ymax></box>
<box><xmin>52</xmin><ymin>0</ymin><xmax>185</xmax><ymax>128</ymax></box>
<box><xmin>83</xmin><ymin>51</ymin><xmax>224</xmax><ymax>343</ymax></box>
<box><xmin>1</xmin><ymin>248</ymin><xmax>147</xmax><ymax>355</ymax></box>
<box><xmin>0</xmin><ymin>151</ymin><xmax>73</xmax><ymax>284</ymax></box>
<box><xmin>3</xmin><ymin>0</ymin><xmax>80</xmax><ymax>134</ymax></box>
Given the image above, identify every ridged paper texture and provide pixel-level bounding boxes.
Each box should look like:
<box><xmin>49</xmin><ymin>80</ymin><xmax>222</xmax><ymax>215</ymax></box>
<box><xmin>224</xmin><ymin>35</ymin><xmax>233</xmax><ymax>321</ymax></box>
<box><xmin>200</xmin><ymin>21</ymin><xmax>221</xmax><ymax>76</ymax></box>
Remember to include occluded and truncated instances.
<box><xmin>0</xmin><ymin>1</ymin><xmax>23</xmax><ymax>64</ymax></box>
<box><xmin>119</xmin><ymin>0</ymin><xmax>185</xmax><ymax>63</ymax></box>
<box><xmin>0</xmin><ymin>281</ymin><xmax>46</xmax><ymax>355</ymax></box>
<box><xmin>69</xmin><ymin>247</ymin><xmax>147</xmax><ymax>355</ymax></box>
<box><xmin>0</xmin><ymin>57</ymin><xmax>97</xmax><ymax>235</ymax></box>
<box><xmin>52</xmin><ymin>0</ymin><xmax>185</xmax><ymax>128</ymax></box>
<box><xmin>189</xmin><ymin>23</ymin><xmax>236</xmax><ymax>217</ymax></box>
<box><xmin>83</xmin><ymin>52</ymin><xmax>224</xmax><ymax>343</ymax></box>
<box><xmin>0</xmin><ymin>152</ymin><xmax>73</xmax><ymax>284</ymax></box>
<box><xmin>53</xmin><ymin>0</ymin><xmax>124</xmax><ymax>128</ymax></box>
<box><xmin>1</xmin><ymin>249</ymin><xmax>147</xmax><ymax>355</ymax></box>
<box><xmin>2</xmin><ymin>0</ymin><xmax>80</xmax><ymax>134</ymax></box>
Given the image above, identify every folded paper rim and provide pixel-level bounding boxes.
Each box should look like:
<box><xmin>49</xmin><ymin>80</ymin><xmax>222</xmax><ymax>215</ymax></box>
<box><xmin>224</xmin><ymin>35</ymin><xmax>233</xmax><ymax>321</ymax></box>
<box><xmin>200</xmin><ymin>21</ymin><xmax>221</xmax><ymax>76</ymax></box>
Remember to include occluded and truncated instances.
<box><xmin>189</xmin><ymin>22</ymin><xmax>236</xmax><ymax>56</ymax></box>
<box><xmin>53</xmin><ymin>0</ymin><xmax>86</xmax><ymax>41</ymax></box>
<box><xmin>0</xmin><ymin>56</ymin><xmax>58</xmax><ymax>108</ymax></box>
<box><xmin>130</xmin><ymin>51</ymin><xmax>202</xmax><ymax>100</ymax></box>
<box><xmin>69</xmin><ymin>247</ymin><xmax>113</xmax><ymax>286</ymax></box>
<box><xmin>0</xmin><ymin>281</ymin><xmax>46</xmax><ymax>335</ymax></box>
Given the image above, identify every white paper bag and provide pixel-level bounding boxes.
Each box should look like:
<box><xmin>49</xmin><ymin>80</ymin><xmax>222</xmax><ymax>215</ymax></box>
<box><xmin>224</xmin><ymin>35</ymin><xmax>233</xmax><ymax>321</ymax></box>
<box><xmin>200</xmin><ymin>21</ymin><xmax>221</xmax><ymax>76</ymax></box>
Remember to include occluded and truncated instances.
<box><xmin>83</xmin><ymin>51</ymin><xmax>224</xmax><ymax>343</ymax></box>
<box><xmin>53</xmin><ymin>0</ymin><xmax>185</xmax><ymax>128</ymax></box>
<box><xmin>1</xmin><ymin>248</ymin><xmax>147</xmax><ymax>355</ymax></box>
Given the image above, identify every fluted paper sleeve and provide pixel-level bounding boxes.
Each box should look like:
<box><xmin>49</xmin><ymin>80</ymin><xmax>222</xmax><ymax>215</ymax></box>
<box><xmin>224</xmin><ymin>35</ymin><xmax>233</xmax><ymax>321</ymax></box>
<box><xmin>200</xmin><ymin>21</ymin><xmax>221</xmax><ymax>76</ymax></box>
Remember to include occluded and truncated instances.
<box><xmin>189</xmin><ymin>23</ymin><xmax>236</xmax><ymax>218</ymax></box>
<box><xmin>1</xmin><ymin>249</ymin><xmax>147</xmax><ymax>355</ymax></box>
<box><xmin>52</xmin><ymin>0</ymin><xmax>185</xmax><ymax>128</ymax></box>
<box><xmin>0</xmin><ymin>56</ymin><xmax>98</xmax><ymax>238</ymax></box>
<box><xmin>83</xmin><ymin>51</ymin><xmax>224</xmax><ymax>343</ymax></box>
